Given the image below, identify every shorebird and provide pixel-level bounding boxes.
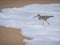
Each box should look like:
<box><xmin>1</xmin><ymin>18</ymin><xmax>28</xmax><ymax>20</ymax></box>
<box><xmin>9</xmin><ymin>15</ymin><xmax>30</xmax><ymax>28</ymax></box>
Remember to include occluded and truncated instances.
<box><xmin>33</xmin><ymin>14</ymin><xmax>53</xmax><ymax>24</ymax></box>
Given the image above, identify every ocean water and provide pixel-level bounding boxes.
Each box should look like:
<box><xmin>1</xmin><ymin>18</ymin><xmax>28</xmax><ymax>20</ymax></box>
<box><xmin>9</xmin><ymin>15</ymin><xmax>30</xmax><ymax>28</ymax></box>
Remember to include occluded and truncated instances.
<box><xmin>0</xmin><ymin>4</ymin><xmax>60</xmax><ymax>45</ymax></box>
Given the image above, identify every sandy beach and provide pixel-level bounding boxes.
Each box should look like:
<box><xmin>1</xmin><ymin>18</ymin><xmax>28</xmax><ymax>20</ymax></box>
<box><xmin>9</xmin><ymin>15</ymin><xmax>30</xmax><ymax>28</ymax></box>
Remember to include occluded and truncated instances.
<box><xmin>0</xmin><ymin>0</ymin><xmax>60</xmax><ymax>9</ymax></box>
<box><xmin>0</xmin><ymin>26</ymin><xmax>32</xmax><ymax>45</ymax></box>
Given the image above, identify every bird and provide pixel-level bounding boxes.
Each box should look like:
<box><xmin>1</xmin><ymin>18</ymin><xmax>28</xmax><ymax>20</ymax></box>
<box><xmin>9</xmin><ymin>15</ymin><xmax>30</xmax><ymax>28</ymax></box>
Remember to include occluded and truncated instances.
<box><xmin>33</xmin><ymin>14</ymin><xmax>53</xmax><ymax>24</ymax></box>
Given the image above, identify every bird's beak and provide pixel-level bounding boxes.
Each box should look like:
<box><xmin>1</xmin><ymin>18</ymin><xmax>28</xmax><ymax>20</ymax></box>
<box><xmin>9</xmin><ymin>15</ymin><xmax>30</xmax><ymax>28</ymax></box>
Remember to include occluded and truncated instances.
<box><xmin>33</xmin><ymin>16</ymin><xmax>37</xmax><ymax>18</ymax></box>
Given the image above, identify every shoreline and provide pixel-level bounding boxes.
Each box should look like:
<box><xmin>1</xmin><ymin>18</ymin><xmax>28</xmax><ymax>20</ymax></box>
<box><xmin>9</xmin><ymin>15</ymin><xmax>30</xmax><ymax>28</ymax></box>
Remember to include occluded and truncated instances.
<box><xmin>0</xmin><ymin>26</ymin><xmax>32</xmax><ymax>45</ymax></box>
<box><xmin>0</xmin><ymin>0</ymin><xmax>60</xmax><ymax>9</ymax></box>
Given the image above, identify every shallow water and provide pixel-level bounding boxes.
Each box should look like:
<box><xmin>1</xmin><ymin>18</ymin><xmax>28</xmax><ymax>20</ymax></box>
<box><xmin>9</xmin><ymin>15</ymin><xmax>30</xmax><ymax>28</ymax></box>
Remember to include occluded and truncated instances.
<box><xmin>0</xmin><ymin>4</ymin><xmax>60</xmax><ymax>45</ymax></box>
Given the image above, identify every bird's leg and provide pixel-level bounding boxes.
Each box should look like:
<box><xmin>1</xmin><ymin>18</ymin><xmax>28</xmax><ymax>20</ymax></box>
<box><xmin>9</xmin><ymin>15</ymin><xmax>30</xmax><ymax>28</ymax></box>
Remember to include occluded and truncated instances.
<box><xmin>41</xmin><ymin>20</ymin><xmax>44</xmax><ymax>25</ymax></box>
<box><xmin>42</xmin><ymin>22</ymin><xmax>44</xmax><ymax>25</ymax></box>
<box><xmin>47</xmin><ymin>21</ymin><xmax>49</xmax><ymax>24</ymax></box>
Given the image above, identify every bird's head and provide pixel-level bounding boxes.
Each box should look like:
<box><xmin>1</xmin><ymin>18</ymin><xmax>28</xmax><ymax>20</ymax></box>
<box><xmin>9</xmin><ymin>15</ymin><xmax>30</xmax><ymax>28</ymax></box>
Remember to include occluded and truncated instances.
<box><xmin>37</xmin><ymin>14</ymin><xmax>40</xmax><ymax>16</ymax></box>
<box><xmin>33</xmin><ymin>14</ymin><xmax>40</xmax><ymax>18</ymax></box>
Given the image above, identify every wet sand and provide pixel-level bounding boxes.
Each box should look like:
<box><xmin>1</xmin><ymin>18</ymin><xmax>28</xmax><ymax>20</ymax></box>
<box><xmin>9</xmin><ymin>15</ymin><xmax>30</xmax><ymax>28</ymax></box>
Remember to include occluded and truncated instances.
<box><xmin>0</xmin><ymin>0</ymin><xmax>60</xmax><ymax>9</ymax></box>
<box><xmin>0</xmin><ymin>26</ymin><xmax>32</xmax><ymax>45</ymax></box>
